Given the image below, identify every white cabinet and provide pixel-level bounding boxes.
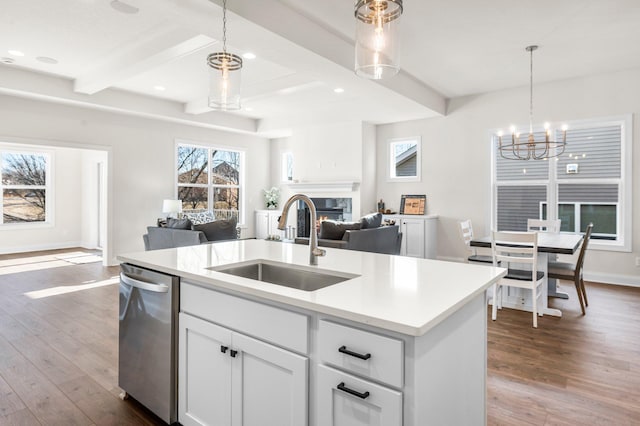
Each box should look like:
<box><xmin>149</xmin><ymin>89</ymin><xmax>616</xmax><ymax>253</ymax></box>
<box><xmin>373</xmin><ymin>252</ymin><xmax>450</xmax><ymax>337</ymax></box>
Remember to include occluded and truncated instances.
<box><xmin>255</xmin><ymin>210</ymin><xmax>283</xmax><ymax>240</ymax></box>
<box><xmin>316</xmin><ymin>320</ymin><xmax>403</xmax><ymax>426</ymax></box>
<box><xmin>179</xmin><ymin>313</ymin><xmax>308</xmax><ymax>426</ymax></box>
<box><xmin>383</xmin><ymin>215</ymin><xmax>438</xmax><ymax>259</ymax></box>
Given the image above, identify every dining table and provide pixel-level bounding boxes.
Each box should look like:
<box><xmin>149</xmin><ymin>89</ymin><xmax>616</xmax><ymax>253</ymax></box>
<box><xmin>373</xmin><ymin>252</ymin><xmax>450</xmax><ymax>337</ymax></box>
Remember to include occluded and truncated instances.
<box><xmin>470</xmin><ymin>232</ymin><xmax>584</xmax><ymax>317</ymax></box>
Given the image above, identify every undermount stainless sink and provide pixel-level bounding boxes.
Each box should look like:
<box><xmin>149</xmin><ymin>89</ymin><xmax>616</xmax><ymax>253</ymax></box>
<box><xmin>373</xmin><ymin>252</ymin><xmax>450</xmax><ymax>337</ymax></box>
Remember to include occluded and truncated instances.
<box><xmin>208</xmin><ymin>260</ymin><xmax>358</xmax><ymax>291</ymax></box>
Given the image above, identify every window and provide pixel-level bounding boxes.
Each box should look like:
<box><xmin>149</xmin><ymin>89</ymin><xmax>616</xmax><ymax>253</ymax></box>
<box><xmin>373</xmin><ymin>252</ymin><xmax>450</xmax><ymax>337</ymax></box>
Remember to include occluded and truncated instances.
<box><xmin>492</xmin><ymin>116</ymin><xmax>632</xmax><ymax>251</ymax></box>
<box><xmin>389</xmin><ymin>136</ymin><xmax>421</xmax><ymax>181</ymax></box>
<box><xmin>1</xmin><ymin>147</ymin><xmax>51</xmax><ymax>225</ymax></box>
<box><xmin>281</xmin><ymin>151</ymin><xmax>293</xmax><ymax>182</ymax></box>
<box><xmin>176</xmin><ymin>143</ymin><xmax>244</xmax><ymax>223</ymax></box>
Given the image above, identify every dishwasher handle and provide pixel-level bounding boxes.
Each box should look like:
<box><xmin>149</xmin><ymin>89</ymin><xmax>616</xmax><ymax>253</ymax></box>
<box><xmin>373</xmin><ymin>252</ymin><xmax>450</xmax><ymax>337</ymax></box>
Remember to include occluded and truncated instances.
<box><xmin>120</xmin><ymin>273</ymin><xmax>169</xmax><ymax>293</ymax></box>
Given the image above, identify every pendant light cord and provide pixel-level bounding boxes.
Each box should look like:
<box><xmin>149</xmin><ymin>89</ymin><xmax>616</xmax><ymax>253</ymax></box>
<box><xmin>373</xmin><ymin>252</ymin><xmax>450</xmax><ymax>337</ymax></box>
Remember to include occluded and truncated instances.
<box><xmin>222</xmin><ymin>0</ymin><xmax>227</xmax><ymax>54</ymax></box>
<box><xmin>529</xmin><ymin>46</ymin><xmax>534</xmax><ymax>134</ymax></box>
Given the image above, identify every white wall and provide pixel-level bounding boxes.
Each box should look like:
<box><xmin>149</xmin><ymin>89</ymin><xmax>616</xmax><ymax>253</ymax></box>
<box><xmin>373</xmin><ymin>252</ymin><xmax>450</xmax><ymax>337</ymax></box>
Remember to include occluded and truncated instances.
<box><xmin>0</xmin><ymin>144</ymin><xmax>84</xmax><ymax>254</ymax></box>
<box><xmin>0</xmin><ymin>95</ymin><xmax>270</xmax><ymax>264</ymax></box>
<box><xmin>270</xmin><ymin>121</ymin><xmax>366</xmax><ymax>218</ymax></box>
<box><xmin>80</xmin><ymin>149</ymin><xmax>108</xmax><ymax>249</ymax></box>
<box><xmin>376</xmin><ymin>67</ymin><xmax>640</xmax><ymax>285</ymax></box>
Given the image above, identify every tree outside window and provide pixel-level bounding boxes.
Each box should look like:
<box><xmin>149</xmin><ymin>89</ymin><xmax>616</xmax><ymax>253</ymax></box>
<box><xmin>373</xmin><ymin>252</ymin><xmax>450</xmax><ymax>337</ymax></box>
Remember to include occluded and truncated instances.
<box><xmin>1</xmin><ymin>150</ymin><xmax>49</xmax><ymax>224</ymax></box>
<box><xmin>176</xmin><ymin>144</ymin><xmax>243</xmax><ymax>222</ymax></box>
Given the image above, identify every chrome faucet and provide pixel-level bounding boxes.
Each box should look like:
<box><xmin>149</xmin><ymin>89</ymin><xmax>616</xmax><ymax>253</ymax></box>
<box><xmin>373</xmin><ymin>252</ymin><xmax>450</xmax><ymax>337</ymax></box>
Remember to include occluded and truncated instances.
<box><xmin>278</xmin><ymin>194</ymin><xmax>326</xmax><ymax>265</ymax></box>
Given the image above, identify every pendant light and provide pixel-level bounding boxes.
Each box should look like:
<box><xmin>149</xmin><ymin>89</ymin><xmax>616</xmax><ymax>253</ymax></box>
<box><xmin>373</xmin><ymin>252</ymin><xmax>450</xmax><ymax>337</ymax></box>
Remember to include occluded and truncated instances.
<box><xmin>207</xmin><ymin>0</ymin><xmax>242</xmax><ymax>110</ymax></box>
<box><xmin>354</xmin><ymin>0</ymin><xmax>403</xmax><ymax>79</ymax></box>
<box><xmin>497</xmin><ymin>46</ymin><xmax>567</xmax><ymax>160</ymax></box>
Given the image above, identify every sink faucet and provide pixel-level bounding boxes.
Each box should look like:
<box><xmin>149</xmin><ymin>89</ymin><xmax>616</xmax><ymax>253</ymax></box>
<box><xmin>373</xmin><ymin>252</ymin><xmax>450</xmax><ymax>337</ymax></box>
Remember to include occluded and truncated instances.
<box><xmin>278</xmin><ymin>194</ymin><xmax>326</xmax><ymax>265</ymax></box>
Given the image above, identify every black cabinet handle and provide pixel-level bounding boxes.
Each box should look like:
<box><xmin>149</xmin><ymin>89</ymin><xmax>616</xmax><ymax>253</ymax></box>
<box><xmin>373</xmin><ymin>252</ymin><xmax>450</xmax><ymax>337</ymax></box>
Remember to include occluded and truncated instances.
<box><xmin>339</xmin><ymin>345</ymin><xmax>371</xmax><ymax>360</ymax></box>
<box><xmin>337</xmin><ymin>382</ymin><xmax>370</xmax><ymax>399</ymax></box>
<box><xmin>230</xmin><ymin>349</ymin><xmax>238</xmax><ymax>358</ymax></box>
<box><xmin>220</xmin><ymin>345</ymin><xmax>228</xmax><ymax>354</ymax></box>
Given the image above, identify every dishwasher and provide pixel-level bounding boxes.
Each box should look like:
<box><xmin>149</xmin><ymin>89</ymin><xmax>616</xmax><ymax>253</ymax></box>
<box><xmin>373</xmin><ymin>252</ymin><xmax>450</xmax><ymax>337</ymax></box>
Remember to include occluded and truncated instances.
<box><xmin>119</xmin><ymin>263</ymin><xmax>179</xmax><ymax>424</ymax></box>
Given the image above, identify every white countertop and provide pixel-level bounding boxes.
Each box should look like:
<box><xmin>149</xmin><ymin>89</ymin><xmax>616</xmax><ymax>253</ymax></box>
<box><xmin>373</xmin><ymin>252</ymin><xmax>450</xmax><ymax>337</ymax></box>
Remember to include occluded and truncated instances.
<box><xmin>118</xmin><ymin>240</ymin><xmax>506</xmax><ymax>336</ymax></box>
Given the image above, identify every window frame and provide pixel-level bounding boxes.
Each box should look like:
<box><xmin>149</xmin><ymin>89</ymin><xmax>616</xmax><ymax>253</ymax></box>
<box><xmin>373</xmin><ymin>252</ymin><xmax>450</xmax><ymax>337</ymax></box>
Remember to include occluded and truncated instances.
<box><xmin>0</xmin><ymin>144</ymin><xmax>53</xmax><ymax>229</ymax></box>
<box><xmin>388</xmin><ymin>136</ymin><xmax>422</xmax><ymax>182</ymax></box>
<box><xmin>175</xmin><ymin>140</ymin><xmax>245</xmax><ymax>225</ymax></box>
<box><xmin>491</xmin><ymin>115</ymin><xmax>632</xmax><ymax>252</ymax></box>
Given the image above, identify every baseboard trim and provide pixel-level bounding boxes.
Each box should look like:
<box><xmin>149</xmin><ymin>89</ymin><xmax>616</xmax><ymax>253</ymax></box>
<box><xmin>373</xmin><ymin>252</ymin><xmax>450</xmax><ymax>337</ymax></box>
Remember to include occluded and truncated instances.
<box><xmin>584</xmin><ymin>272</ymin><xmax>640</xmax><ymax>288</ymax></box>
<box><xmin>0</xmin><ymin>241</ymin><xmax>83</xmax><ymax>255</ymax></box>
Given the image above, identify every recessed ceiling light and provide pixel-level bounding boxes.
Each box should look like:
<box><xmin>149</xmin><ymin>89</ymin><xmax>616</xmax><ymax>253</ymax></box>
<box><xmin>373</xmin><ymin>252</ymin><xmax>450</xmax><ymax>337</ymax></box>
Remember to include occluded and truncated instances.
<box><xmin>36</xmin><ymin>56</ymin><xmax>58</xmax><ymax>64</ymax></box>
<box><xmin>153</xmin><ymin>85</ymin><xmax>166</xmax><ymax>91</ymax></box>
<box><xmin>334</xmin><ymin>88</ymin><xmax>344</xmax><ymax>93</ymax></box>
<box><xmin>242</xmin><ymin>52</ymin><xmax>256</xmax><ymax>60</ymax></box>
<box><xmin>1</xmin><ymin>57</ymin><xmax>15</xmax><ymax>64</ymax></box>
<box><xmin>110</xmin><ymin>0</ymin><xmax>139</xmax><ymax>14</ymax></box>
<box><xmin>8</xmin><ymin>50</ymin><xmax>24</xmax><ymax>57</ymax></box>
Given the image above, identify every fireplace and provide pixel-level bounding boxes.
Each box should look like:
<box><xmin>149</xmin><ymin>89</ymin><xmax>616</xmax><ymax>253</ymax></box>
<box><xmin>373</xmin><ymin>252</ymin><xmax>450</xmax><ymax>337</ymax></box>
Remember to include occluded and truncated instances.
<box><xmin>297</xmin><ymin>198</ymin><xmax>352</xmax><ymax>237</ymax></box>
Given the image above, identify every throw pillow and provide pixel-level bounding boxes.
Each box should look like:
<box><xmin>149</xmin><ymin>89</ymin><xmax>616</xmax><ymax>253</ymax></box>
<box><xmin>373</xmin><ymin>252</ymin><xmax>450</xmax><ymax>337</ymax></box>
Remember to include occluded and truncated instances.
<box><xmin>193</xmin><ymin>218</ymin><xmax>238</xmax><ymax>241</ymax></box>
<box><xmin>166</xmin><ymin>218</ymin><xmax>192</xmax><ymax>230</ymax></box>
<box><xmin>319</xmin><ymin>220</ymin><xmax>361</xmax><ymax>240</ymax></box>
<box><xmin>183</xmin><ymin>210</ymin><xmax>215</xmax><ymax>225</ymax></box>
<box><xmin>360</xmin><ymin>212</ymin><xmax>382</xmax><ymax>229</ymax></box>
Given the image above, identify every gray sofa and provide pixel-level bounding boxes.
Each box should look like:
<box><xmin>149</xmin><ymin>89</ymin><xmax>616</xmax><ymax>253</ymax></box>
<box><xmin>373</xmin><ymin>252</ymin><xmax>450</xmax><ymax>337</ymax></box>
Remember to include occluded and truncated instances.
<box><xmin>295</xmin><ymin>213</ymin><xmax>402</xmax><ymax>255</ymax></box>
<box><xmin>143</xmin><ymin>217</ymin><xmax>237</xmax><ymax>250</ymax></box>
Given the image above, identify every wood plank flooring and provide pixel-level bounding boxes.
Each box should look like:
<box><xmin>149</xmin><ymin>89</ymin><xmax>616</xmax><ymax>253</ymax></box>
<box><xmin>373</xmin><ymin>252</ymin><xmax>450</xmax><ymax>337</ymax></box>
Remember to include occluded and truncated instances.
<box><xmin>0</xmin><ymin>248</ymin><xmax>639</xmax><ymax>425</ymax></box>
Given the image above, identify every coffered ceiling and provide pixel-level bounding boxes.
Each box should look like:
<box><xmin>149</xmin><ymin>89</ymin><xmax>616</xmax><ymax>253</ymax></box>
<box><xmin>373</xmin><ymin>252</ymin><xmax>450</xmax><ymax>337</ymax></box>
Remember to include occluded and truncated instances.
<box><xmin>1</xmin><ymin>0</ymin><xmax>639</xmax><ymax>137</ymax></box>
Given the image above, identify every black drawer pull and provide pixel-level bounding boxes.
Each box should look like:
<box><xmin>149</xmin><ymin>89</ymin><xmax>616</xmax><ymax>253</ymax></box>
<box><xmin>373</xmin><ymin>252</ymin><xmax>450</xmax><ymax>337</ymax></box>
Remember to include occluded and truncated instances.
<box><xmin>230</xmin><ymin>349</ymin><xmax>238</xmax><ymax>358</ymax></box>
<box><xmin>339</xmin><ymin>345</ymin><xmax>371</xmax><ymax>360</ymax></box>
<box><xmin>337</xmin><ymin>382</ymin><xmax>370</xmax><ymax>399</ymax></box>
<box><xmin>220</xmin><ymin>345</ymin><xmax>229</xmax><ymax>354</ymax></box>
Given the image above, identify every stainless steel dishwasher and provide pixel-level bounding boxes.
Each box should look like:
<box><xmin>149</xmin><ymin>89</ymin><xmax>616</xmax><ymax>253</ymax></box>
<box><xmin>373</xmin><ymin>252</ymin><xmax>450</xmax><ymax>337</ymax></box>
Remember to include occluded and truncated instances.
<box><xmin>119</xmin><ymin>263</ymin><xmax>179</xmax><ymax>424</ymax></box>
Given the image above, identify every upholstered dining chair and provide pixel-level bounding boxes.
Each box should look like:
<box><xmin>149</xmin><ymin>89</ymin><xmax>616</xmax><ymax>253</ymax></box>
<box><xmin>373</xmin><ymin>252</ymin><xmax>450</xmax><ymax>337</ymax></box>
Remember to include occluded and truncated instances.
<box><xmin>527</xmin><ymin>218</ymin><xmax>561</xmax><ymax>233</ymax></box>
<box><xmin>491</xmin><ymin>231</ymin><xmax>545</xmax><ymax>328</ymax></box>
<box><xmin>459</xmin><ymin>220</ymin><xmax>494</xmax><ymax>264</ymax></box>
<box><xmin>547</xmin><ymin>223</ymin><xmax>594</xmax><ymax>315</ymax></box>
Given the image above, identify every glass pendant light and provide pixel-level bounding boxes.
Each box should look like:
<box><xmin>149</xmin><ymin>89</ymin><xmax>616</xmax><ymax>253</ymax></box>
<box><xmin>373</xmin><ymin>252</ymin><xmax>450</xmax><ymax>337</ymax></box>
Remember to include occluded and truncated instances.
<box><xmin>354</xmin><ymin>0</ymin><xmax>403</xmax><ymax>80</ymax></box>
<box><xmin>207</xmin><ymin>0</ymin><xmax>242</xmax><ymax>110</ymax></box>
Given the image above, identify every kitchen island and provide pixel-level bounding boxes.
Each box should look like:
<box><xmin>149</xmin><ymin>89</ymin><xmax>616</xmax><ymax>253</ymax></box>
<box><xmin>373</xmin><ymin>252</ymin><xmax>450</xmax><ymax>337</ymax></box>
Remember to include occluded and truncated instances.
<box><xmin>119</xmin><ymin>239</ymin><xmax>505</xmax><ymax>426</ymax></box>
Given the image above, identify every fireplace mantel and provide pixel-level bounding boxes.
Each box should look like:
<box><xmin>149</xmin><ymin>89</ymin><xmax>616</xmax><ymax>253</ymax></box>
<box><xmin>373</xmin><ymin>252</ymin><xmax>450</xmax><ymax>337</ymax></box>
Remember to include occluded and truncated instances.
<box><xmin>285</xmin><ymin>181</ymin><xmax>360</xmax><ymax>193</ymax></box>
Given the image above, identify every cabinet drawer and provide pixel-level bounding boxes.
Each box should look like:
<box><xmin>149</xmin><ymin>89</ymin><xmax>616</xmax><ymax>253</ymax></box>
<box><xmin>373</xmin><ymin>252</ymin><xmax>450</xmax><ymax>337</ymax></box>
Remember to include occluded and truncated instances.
<box><xmin>318</xmin><ymin>320</ymin><xmax>403</xmax><ymax>388</ymax></box>
<box><xmin>317</xmin><ymin>364</ymin><xmax>402</xmax><ymax>426</ymax></box>
<box><xmin>181</xmin><ymin>282</ymin><xmax>308</xmax><ymax>354</ymax></box>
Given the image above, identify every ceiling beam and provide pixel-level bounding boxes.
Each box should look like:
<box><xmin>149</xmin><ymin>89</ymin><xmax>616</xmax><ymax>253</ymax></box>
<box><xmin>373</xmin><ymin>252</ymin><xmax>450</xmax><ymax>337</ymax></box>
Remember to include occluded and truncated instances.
<box><xmin>1</xmin><ymin>66</ymin><xmax>258</xmax><ymax>134</ymax></box>
<box><xmin>74</xmin><ymin>25</ymin><xmax>216</xmax><ymax>95</ymax></box>
<box><xmin>214</xmin><ymin>0</ymin><xmax>446</xmax><ymax>116</ymax></box>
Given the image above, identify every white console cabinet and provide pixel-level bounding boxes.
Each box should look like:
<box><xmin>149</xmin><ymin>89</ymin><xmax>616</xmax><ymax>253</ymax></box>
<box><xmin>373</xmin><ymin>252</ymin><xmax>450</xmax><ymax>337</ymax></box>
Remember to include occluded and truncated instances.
<box><xmin>255</xmin><ymin>209</ymin><xmax>283</xmax><ymax>239</ymax></box>
<box><xmin>383</xmin><ymin>214</ymin><xmax>438</xmax><ymax>259</ymax></box>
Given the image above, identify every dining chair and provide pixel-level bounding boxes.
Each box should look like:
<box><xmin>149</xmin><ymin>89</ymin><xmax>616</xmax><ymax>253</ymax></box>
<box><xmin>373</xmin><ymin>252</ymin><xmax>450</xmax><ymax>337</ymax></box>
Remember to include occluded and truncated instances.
<box><xmin>459</xmin><ymin>220</ymin><xmax>494</xmax><ymax>264</ymax></box>
<box><xmin>547</xmin><ymin>223</ymin><xmax>594</xmax><ymax>315</ymax></box>
<box><xmin>491</xmin><ymin>231</ymin><xmax>545</xmax><ymax>328</ymax></box>
<box><xmin>527</xmin><ymin>218</ymin><xmax>561</xmax><ymax>233</ymax></box>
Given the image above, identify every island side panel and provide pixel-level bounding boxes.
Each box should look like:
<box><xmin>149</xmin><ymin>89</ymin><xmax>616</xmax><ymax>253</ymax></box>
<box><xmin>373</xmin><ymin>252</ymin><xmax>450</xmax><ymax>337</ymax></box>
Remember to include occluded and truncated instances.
<box><xmin>405</xmin><ymin>292</ymin><xmax>487</xmax><ymax>426</ymax></box>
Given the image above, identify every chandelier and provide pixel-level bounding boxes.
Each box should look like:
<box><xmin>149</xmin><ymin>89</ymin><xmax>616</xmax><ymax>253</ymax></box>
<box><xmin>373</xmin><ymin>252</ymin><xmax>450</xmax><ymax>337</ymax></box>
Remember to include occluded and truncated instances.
<box><xmin>207</xmin><ymin>0</ymin><xmax>242</xmax><ymax>110</ymax></box>
<box><xmin>497</xmin><ymin>45</ymin><xmax>567</xmax><ymax>160</ymax></box>
<box><xmin>354</xmin><ymin>0</ymin><xmax>403</xmax><ymax>80</ymax></box>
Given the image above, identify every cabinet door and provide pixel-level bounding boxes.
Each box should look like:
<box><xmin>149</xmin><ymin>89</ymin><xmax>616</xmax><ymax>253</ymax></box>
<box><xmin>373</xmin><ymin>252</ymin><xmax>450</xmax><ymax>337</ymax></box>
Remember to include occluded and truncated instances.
<box><xmin>402</xmin><ymin>218</ymin><xmax>425</xmax><ymax>258</ymax></box>
<box><xmin>232</xmin><ymin>333</ymin><xmax>308</xmax><ymax>426</ymax></box>
<box><xmin>317</xmin><ymin>365</ymin><xmax>402</xmax><ymax>426</ymax></box>
<box><xmin>179</xmin><ymin>313</ymin><xmax>233</xmax><ymax>426</ymax></box>
<box><xmin>255</xmin><ymin>212</ymin><xmax>269</xmax><ymax>239</ymax></box>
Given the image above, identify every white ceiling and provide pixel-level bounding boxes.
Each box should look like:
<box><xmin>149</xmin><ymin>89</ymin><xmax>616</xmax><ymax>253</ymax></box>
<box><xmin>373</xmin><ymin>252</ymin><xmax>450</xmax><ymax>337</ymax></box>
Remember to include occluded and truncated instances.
<box><xmin>1</xmin><ymin>0</ymin><xmax>639</xmax><ymax>136</ymax></box>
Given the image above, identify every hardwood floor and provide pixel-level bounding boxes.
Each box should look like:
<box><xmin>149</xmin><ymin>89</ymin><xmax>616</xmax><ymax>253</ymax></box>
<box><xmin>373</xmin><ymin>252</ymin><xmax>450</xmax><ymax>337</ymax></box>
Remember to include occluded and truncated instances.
<box><xmin>0</xmin><ymin>248</ymin><xmax>639</xmax><ymax>425</ymax></box>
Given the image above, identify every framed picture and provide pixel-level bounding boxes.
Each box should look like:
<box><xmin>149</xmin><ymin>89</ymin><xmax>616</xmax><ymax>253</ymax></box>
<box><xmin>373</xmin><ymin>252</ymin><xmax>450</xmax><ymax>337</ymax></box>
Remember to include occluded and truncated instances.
<box><xmin>400</xmin><ymin>194</ymin><xmax>426</xmax><ymax>215</ymax></box>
